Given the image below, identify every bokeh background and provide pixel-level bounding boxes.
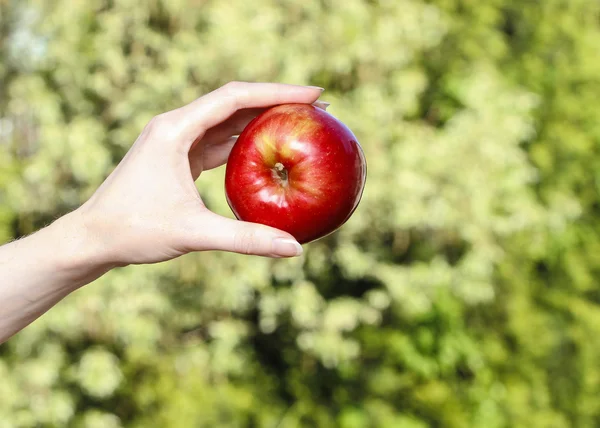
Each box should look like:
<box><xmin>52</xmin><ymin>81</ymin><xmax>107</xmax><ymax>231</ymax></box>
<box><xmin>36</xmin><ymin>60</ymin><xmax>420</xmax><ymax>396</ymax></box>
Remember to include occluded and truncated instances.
<box><xmin>1</xmin><ymin>0</ymin><xmax>600</xmax><ymax>427</ymax></box>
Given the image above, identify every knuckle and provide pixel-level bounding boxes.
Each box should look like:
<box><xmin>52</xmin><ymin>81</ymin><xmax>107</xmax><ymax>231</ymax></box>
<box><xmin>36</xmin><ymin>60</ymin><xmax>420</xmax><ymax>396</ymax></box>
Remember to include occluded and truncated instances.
<box><xmin>220</xmin><ymin>81</ymin><xmax>250</xmax><ymax>108</ymax></box>
<box><xmin>152</xmin><ymin>112</ymin><xmax>171</xmax><ymax>125</ymax></box>
<box><xmin>146</xmin><ymin>113</ymin><xmax>168</xmax><ymax>132</ymax></box>
<box><xmin>145</xmin><ymin>112</ymin><xmax>180</xmax><ymax>141</ymax></box>
<box><xmin>223</xmin><ymin>80</ymin><xmax>244</xmax><ymax>92</ymax></box>
<box><xmin>233</xmin><ymin>229</ymin><xmax>258</xmax><ymax>255</ymax></box>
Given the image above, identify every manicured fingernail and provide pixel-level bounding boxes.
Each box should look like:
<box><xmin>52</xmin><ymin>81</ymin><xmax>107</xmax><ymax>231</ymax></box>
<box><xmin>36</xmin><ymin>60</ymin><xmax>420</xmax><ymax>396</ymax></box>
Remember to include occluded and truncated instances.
<box><xmin>272</xmin><ymin>238</ymin><xmax>303</xmax><ymax>257</ymax></box>
<box><xmin>306</xmin><ymin>86</ymin><xmax>324</xmax><ymax>92</ymax></box>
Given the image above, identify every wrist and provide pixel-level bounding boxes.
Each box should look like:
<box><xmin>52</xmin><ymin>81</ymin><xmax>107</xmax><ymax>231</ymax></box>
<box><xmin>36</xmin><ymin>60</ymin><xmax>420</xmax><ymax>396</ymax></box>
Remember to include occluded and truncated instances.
<box><xmin>48</xmin><ymin>209</ymin><xmax>116</xmax><ymax>288</ymax></box>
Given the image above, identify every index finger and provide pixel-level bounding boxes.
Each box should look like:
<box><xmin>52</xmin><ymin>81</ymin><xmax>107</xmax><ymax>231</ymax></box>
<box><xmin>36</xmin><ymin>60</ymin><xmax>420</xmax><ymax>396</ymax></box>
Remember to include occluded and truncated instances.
<box><xmin>176</xmin><ymin>82</ymin><xmax>324</xmax><ymax>146</ymax></box>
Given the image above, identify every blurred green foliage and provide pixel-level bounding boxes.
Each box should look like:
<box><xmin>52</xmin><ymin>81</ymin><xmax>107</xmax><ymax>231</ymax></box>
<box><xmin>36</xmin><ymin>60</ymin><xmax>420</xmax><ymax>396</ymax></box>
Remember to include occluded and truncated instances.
<box><xmin>1</xmin><ymin>0</ymin><xmax>600</xmax><ymax>426</ymax></box>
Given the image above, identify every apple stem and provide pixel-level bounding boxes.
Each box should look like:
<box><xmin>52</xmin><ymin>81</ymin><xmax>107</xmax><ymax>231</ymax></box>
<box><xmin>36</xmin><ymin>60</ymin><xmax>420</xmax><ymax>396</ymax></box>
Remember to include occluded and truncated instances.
<box><xmin>273</xmin><ymin>162</ymin><xmax>288</xmax><ymax>186</ymax></box>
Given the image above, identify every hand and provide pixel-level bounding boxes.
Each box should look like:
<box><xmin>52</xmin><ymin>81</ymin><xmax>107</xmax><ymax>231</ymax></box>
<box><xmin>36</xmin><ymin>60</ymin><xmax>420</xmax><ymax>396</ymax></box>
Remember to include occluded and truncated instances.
<box><xmin>75</xmin><ymin>82</ymin><xmax>325</xmax><ymax>266</ymax></box>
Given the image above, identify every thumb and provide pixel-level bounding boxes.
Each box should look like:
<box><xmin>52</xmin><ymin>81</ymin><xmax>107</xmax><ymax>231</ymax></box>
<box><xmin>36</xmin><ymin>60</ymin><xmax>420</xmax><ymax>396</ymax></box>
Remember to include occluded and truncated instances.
<box><xmin>190</xmin><ymin>212</ymin><xmax>303</xmax><ymax>257</ymax></box>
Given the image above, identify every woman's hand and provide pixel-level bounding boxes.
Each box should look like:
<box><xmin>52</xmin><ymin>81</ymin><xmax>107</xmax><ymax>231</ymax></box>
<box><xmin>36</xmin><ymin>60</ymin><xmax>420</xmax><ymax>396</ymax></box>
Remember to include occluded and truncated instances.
<box><xmin>77</xmin><ymin>82</ymin><xmax>324</xmax><ymax>266</ymax></box>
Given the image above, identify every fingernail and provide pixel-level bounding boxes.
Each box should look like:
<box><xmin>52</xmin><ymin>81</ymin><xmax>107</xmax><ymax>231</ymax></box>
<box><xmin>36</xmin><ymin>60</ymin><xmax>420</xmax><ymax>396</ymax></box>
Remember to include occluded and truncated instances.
<box><xmin>272</xmin><ymin>238</ymin><xmax>303</xmax><ymax>257</ymax></box>
<box><xmin>313</xmin><ymin>101</ymin><xmax>330</xmax><ymax>110</ymax></box>
<box><xmin>306</xmin><ymin>86</ymin><xmax>325</xmax><ymax>92</ymax></box>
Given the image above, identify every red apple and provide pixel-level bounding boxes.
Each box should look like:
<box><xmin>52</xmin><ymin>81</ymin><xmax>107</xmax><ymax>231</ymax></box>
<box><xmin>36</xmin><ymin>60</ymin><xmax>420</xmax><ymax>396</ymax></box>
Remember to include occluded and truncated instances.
<box><xmin>225</xmin><ymin>103</ymin><xmax>367</xmax><ymax>244</ymax></box>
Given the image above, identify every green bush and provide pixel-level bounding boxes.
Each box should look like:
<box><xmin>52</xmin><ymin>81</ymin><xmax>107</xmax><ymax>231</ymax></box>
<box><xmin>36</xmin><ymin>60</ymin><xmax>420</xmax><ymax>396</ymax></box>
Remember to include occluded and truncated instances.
<box><xmin>1</xmin><ymin>0</ymin><xmax>599</xmax><ymax>426</ymax></box>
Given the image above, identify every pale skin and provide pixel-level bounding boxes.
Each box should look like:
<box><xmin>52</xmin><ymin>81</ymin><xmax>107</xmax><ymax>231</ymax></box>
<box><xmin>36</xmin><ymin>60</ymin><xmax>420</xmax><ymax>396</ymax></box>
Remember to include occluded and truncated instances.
<box><xmin>0</xmin><ymin>82</ymin><xmax>326</xmax><ymax>344</ymax></box>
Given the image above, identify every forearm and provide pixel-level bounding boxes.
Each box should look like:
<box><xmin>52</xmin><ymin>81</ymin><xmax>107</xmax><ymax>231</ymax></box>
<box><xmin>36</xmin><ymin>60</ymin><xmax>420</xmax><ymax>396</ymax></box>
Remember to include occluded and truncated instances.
<box><xmin>0</xmin><ymin>210</ymin><xmax>112</xmax><ymax>343</ymax></box>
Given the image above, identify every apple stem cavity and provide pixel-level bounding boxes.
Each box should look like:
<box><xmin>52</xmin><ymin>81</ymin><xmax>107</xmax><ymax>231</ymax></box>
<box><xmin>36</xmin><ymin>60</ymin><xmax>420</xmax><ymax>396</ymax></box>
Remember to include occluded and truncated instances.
<box><xmin>273</xmin><ymin>162</ymin><xmax>289</xmax><ymax>187</ymax></box>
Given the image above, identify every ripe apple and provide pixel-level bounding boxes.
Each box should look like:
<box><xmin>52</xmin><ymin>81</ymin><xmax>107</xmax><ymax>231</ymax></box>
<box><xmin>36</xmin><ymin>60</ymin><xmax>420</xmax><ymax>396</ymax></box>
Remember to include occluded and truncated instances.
<box><xmin>225</xmin><ymin>103</ymin><xmax>367</xmax><ymax>244</ymax></box>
